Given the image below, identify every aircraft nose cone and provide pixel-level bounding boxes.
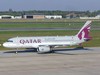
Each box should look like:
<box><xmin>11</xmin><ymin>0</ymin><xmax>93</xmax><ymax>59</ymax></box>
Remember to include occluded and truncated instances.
<box><xmin>3</xmin><ymin>42</ymin><xmax>18</xmax><ymax>48</ymax></box>
<box><xmin>3</xmin><ymin>42</ymin><xmax>13</xmax><ymax>48</ymax></box>
<box><xmin>3</xmin><ymin>42</ymin><xmax>9</xmax><ymax>47</ymax></box>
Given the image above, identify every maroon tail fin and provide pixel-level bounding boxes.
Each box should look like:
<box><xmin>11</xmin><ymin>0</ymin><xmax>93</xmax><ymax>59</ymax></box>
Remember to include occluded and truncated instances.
<box><xmin>76</xmin><ymin>21</ymin><xmax>92</xmax><ymax>41</ymax></box>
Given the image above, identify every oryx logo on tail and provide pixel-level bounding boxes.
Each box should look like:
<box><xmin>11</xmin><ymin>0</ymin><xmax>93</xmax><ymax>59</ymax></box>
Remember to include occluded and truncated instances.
<box><xmin>76</xmin><ymin>21</ymin><xmax>92</xmax><ymax>41</ymax></box>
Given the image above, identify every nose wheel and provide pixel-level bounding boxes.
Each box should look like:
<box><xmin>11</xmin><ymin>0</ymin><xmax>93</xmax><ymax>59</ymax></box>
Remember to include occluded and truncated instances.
<box><xmin>15</xmin><ymin>48</ymin><xmax>18</xmax><ymax>54</ymax></box>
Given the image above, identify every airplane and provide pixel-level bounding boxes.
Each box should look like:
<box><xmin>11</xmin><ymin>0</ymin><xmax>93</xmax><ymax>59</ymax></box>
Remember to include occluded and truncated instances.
<box><xmin>3</xmin><ymin>21</ymin><xmax>92</xmax><ymax>53</ymax></box>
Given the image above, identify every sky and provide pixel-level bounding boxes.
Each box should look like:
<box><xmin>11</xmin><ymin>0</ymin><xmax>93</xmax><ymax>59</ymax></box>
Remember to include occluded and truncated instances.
<box><xmin>0</xmin><ymin>0</ymin><xmax>100</xmax><ymax>11</ymax></box>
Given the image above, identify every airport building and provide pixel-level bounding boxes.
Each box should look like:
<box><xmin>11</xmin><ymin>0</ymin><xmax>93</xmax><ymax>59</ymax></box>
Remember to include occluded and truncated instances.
<box><xmin>24</xmin><ymin>15</ymin><xmax>45</xmax><ymax>19</ymax></box>
<box><xmin>66</xmin><ymin>13</ymin><xmax>77</xmax><ymax>19</ymax></box>
<box><xmin>33</xmin><ymin>15</ymin><xmax>45</xmax><ymax>19</ymax></box>
<box><xmin>45</xmin><ymin>15</ymin><xmax>62</xmax><ymax>19</ymax></box>
<box><xmin>23</xmin><ymin>15</ymin><xmax>33</xmax><ymax>19</ymax></box>
<box><xmin>0</xmin><ymin>15</ymin><xmax>62</xmax><ymax>19</ymax></box>
<box><xmin>0</xmin><ymin>15</ymin><xmax>15</xmax><ymax>19</ymax></box>
<box><xmin>14</xmin><ymin>16</ymin><xmax>22</xmax><ymax>19</ymax></box>
<box><xmin>24</xmin><ymin>15</ymin><xmax>62</xmax><ymax>19</ymax></box>
<box><xmin>80</xmin><ymin>15</ymin><xmax>100</xmax><ymax>19</ymax></box>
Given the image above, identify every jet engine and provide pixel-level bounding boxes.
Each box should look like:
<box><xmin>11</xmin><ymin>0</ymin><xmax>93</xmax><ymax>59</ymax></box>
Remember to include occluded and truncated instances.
<box><xmin>37</xmin><ymin>46</ymin><xmax>51</xmax><ymax>53</ymax></box>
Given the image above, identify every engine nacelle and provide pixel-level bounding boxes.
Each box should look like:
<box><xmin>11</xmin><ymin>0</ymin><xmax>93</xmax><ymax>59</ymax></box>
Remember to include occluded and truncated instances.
<box><xmin>37</xmin><ymin>46</ymin><xmax>51</xmax><ymax>53</ymax></box>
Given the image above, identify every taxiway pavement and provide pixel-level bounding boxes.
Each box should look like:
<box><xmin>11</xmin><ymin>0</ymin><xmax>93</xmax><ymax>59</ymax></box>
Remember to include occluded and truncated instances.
<box><xmin>0</xmin><ymin>47</ymin><xmax>100</xmax><ymax>75</ymax></box>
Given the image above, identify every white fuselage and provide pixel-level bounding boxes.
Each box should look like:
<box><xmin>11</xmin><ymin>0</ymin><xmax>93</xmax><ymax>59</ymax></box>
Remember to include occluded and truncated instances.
<box><xmin>3</xmin><ymin>36</ymin><xmax>81</xmax><ymax>48</ymax></box>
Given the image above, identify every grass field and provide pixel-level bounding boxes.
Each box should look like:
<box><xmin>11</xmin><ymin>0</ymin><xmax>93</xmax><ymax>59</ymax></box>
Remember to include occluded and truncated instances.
<box><xmin>0</xmin><ymin>30</ymin><xmax>100</xmax><ymax>50</ymax></box>
<box><xmin>0</xmin><ymin>19</ymin><xmax>99</xmax><ymax>28</ymax></box>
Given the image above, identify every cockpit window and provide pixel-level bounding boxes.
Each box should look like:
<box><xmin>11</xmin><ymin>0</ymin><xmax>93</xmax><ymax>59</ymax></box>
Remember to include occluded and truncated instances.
<box><xmin>7</xmin><ymin>40</ymin><xmax>13</xmax><ymax>42</ymax></box>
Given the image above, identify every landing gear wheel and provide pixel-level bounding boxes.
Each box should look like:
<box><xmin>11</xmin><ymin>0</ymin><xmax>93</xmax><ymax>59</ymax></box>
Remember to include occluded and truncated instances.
<box><xmin>76</xmin><ymin>46</ymin><xmax>84</xmax><ymax>49</ymax></box>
